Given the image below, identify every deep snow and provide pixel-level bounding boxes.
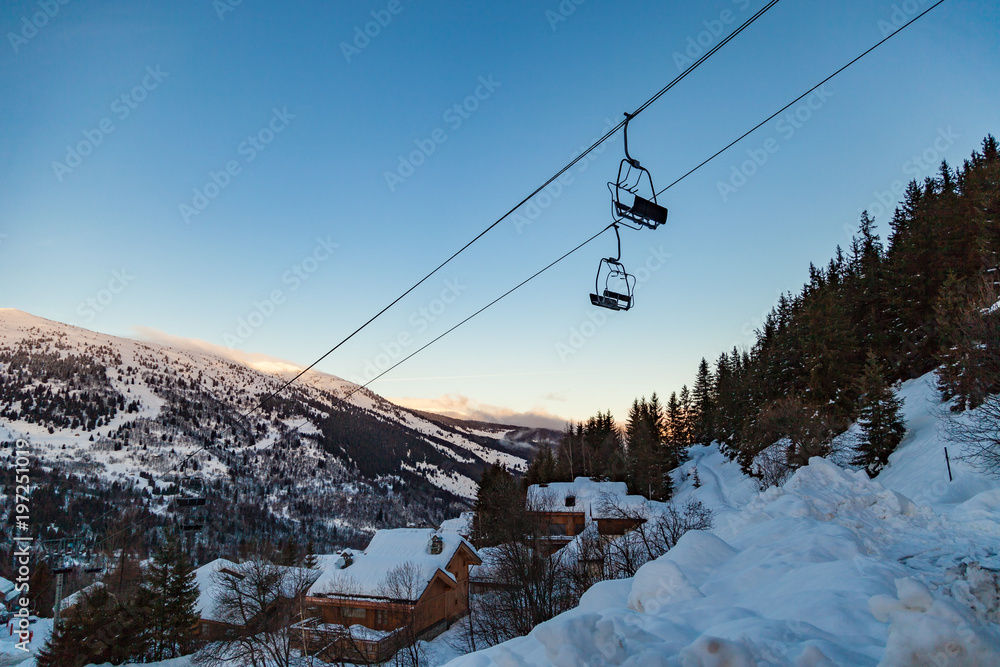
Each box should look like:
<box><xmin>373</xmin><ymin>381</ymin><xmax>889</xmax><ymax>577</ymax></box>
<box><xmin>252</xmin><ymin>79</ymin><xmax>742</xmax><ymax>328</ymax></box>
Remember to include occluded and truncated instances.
<box><xmin>443</xmin><ymin>372</ymin><xmax>1000</xmax><ymax>666</ymax></box>
<box><xmin>6</xmin><ymin>371</ymin><xmax>1000</xmax><ymax>666</ymax></box>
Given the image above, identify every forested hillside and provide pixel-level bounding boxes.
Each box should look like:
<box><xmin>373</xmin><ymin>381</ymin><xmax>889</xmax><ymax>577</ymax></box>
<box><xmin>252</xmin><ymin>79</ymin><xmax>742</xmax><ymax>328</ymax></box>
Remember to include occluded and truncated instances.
<box><xmin>528</xmin><ymin>136</ymin><xmax>999</xmax><ymax>492</ymax></box>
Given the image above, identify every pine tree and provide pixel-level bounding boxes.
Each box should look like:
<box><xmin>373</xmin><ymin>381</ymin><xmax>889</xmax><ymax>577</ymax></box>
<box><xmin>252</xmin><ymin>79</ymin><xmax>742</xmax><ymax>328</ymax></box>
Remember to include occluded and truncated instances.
<box><xmin>303</xmin><ymin>540</ymin><xmax>319</xmax><ymax>569</ymax></box>
<box><xmin>853</xmin><ymin>355</ymin><xmax>907</xmax><ymax>476</ymax></box>
<box><xmin>146</xmin><ymin>536</ymin><xmax>199</xmax><ymax>660</ymax></box>
<box><xmin>678</xmin><ymin>385</ymin><xmax>694</xmax><ymax>446</ymax></box>
<box><xmin>525</xmin><ymin>444</ymin><xmax>556</xmax><ymax>486</ymax></box>
<box><xmin>472</xmin><ymin>464</ymin><xmax>522</xmax><ymax>547</ymax></box>
<box><xmin>692</xmin><ymin>358</ymin><xmax>714</xmax><ymax>444</ymax></box>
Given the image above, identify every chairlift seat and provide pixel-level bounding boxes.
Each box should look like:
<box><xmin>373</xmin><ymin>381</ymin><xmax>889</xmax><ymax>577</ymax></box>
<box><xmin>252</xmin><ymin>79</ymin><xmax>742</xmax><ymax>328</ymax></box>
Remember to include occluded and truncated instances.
<box><xmin>620</xmin><ymin>195</ymin><xmax>668</xmax><ymax>228</ymax></box>
<box><xmin>177</xmin><ymin>497</ymin><xmax>206</xmax><ymax>507</ymax></box>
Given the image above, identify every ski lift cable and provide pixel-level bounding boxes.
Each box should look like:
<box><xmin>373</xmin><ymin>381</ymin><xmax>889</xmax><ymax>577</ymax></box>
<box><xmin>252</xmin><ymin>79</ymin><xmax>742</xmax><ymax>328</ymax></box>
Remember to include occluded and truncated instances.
<box><xmin>325</xmin><ymin>0</ymin><xmax>952</xmax><ymax>408</ymax></box>
<box><xmin>159</xmin><ymin>0</ymin><xmax>939</xmax><ymax>484</ymax></box>
<box><xmin>154</xmin><ymin>0</ymin><xmax>783</xmax><ymax>480</ymax></box>
<box><xmin>655</xmin><ymin>0</ymin><xmax>947</xmax><ymax>198</ymax></box>
<box><xmin>218</xmin><ymin>0</ymin><xmax>782</xmax><ymax>431</ymax></box>
<box><xmin>103</xmin><ymin>0</ymin><xmax>964</xmax><ymax>545</ymax></box>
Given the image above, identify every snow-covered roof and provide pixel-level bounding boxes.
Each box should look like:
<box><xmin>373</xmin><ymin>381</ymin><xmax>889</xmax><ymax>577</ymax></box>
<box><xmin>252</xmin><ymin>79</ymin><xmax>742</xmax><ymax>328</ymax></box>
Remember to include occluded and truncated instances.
<box><xmin>194</xmin><ymin>558</ymin><xmax>241</xmax><ymax>623</ymax></box>
<box><xmin>193</xmin><ymin>558</ymin><xmax>319</xmax><ymax>624</ymax></box>
<box><xmin>56</xmin><ymin>582</ymin><xmax>104</xmax><ymax>613</ymax></box>
<box><xmin>439</xmin><ymin>511</ymin><xmax>474</xmax><ymax>536</ymax></box>
<box><xmin>526</xmin><ymin>477</ymin><xmax>650</xmax><ymax>519</ymax></box>
<box><xmin>308</xmin><ymin>528</ymin><xmax>480</xmax><ymax>602</ymax></box>
<box><xmin>0</xmin><ymin>576</ymin><xmax>16</xmax><ymax>603</ymax></box>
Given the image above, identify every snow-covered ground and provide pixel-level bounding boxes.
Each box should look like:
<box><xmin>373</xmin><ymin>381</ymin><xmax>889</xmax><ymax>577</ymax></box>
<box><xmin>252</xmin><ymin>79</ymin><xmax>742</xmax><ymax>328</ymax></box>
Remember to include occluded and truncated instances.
<box><xmin>9</xmin><ymin>371</ymin><xmax>1000</xmax><ymax>666</ymax></box>
<box><xmin>443</xmin><ymin>371</ymin><xmax>1000</xmax><ymax>665</ymax></box>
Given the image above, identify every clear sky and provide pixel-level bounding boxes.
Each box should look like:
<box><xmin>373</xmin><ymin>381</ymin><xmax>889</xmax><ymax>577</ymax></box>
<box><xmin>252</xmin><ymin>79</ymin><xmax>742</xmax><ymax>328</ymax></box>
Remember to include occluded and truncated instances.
<box><xmin>2</xmin><ymin>0</ymin><xmax>998</xmax><ymax>429</ymax></box>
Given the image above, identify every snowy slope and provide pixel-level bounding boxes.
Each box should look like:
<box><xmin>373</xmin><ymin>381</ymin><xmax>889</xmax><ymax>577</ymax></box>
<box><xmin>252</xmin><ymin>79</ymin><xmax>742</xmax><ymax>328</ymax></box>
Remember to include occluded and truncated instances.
<box><xmin>445</xmin><ymin>371</ymin><xmax>1000</xmax><ymax>666</ymax></box>
<box><xmin>0</xmin><ymin>309</ymin><xmax>532</xmax><ymax>500</ymax></box>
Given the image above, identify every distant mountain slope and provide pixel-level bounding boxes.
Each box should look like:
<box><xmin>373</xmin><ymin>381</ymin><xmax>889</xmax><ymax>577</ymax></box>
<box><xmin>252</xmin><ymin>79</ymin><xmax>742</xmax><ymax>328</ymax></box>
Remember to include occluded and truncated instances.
<box><xmin>0</xmin><ymin>309</ymin><xmax>541</xmax><ymax>554</ymax></box>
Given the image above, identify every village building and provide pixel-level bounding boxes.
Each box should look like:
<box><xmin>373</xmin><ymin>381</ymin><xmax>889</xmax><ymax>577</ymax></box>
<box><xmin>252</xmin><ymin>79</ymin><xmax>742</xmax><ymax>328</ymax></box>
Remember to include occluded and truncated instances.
<box><xmin>298</xmin><ymin>528</ymin><xmax>481</xmax><ymax>664</ymax></box>
<box><xmin>526</xmin><ymin>478</ymin><xmax>652</xmax><ymax>553</ymax></box>
<box><xmin>0</xmin><ymin>577</ymin><xmax>18</xmax><ymax>612</ymax></box>
<box><xmin>192</xmin><ymin>558</ymin><xmax>319</xmax><ymax>641</ymax></box>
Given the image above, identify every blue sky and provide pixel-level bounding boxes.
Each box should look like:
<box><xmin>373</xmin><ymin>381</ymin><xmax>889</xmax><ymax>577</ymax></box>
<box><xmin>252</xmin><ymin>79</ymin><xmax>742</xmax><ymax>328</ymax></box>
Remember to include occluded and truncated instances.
<box><xmin>2</xmin><ymin>0</ymin><xmax>998</xmax><ymax>429</ymax></box>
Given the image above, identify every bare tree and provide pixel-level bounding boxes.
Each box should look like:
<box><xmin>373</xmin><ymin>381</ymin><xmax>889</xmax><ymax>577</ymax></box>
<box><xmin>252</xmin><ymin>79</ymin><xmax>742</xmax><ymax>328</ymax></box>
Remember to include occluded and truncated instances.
<box><xmin>942</xmin><ymin>280</ymin><xmax>1000</xmax><ymax>475</ymax></box>
<box><xmin>597</xmin><ymin>495</ymin><xmax>713</xmax><ymax>579</ymax></box>
<box><xmin>454</xmin><ymin>493</ymin><xmax>579</xmax><ymax>651</ymax></box>
<box><xmin>193</xmin><ymin>559</ymin><xmax>316</xmax><ymax>667</ymax></box>
<box><xmin>378</xmin><ymin>562</ymin><xmax>426</xmax><ymax>667</ymax></box>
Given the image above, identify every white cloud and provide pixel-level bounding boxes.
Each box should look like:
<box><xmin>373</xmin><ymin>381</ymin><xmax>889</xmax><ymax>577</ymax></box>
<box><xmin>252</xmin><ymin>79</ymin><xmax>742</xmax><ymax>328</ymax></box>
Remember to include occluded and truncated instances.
<box><xmin>131</xmin><ymin>327</ymin><xmax>307</xmax><ymax>376</ymax></box>
<box><xmin>388</xmin><ymin>393</ymin><xmax>570</xmax><ymax>431</ymax></box>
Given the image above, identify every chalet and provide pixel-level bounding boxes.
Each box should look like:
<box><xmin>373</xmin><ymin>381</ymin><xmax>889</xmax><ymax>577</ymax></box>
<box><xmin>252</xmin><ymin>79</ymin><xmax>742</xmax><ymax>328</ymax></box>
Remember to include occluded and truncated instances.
<box><xmin>192</xmin><ymin>558</ymin><xmax>319</xmax><ymax>641</ymax></box>
<box><xmin>299</xmin><ymin>528</ymin><xmax>481</xmax><ymax>664</ymax></box>
<box><xmin>527</xmin><ymin>478</ymin><xmax>650</xmax><ymax>552</ymax></box>
<box><xmin>0</xmin><ymin>577</ymin><xmax>18</xmax><ymax>611</ymax></box>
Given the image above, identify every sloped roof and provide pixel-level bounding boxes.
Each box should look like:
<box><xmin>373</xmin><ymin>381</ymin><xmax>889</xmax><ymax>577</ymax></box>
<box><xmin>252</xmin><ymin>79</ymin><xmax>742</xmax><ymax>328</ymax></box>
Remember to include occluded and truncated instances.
<box><xmin>0</xmin><ymin>576</ymin><xmax>17</xmax><ymax>602</ymax></box>
<box><xmin>308</xmin><ymin>528</ymin><xmax>480</xmax><ymax>602</ymax></box>
<box><xmin>527</xmin><ymin>477</ymin><xmax>650</xmax><ymax>519</ymax></box>
<box><xmin>194</xmin><ymin>558</ymin><xmax>319</xmax><ymax>624</ymax></box>
<box><xmin>194</xmin><ymin>558</ymin><xmax>241</xmax><ymax>623</ymax></box>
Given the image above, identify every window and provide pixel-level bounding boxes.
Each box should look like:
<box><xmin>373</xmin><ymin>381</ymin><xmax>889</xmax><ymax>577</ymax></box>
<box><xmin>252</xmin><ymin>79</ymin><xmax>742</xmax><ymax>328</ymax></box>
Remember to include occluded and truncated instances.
<box><xmin>341</xmin><ymin>606</ymin><xmax>366</xmax><ymax>620</ymax></box>
<box><xmin>375</xmin><ymin>609</ymin><xmax>389</xmax><ymax>627</ymax></box>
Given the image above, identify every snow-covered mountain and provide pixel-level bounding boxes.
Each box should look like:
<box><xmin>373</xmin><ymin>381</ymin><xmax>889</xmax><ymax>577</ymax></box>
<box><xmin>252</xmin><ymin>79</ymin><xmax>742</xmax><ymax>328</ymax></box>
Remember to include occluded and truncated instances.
<box><xmin>0</xmin><ymin>309</ymin><xmax>553</xmax><ymax>551</ymax></box>
<box><xmin>445</xmin><ymin>372</ymin><xmax>1000</xmax><ymax>665</ymax></box>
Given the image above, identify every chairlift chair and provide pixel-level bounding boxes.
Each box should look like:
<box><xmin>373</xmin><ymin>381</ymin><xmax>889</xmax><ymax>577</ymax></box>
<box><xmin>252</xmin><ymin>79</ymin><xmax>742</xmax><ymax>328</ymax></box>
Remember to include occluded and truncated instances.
<box><xmin>608</xmin><ymin>113</ymin><xmax>668</xmax><ymax>230</ymax></box>
<box><xmin>590</xmin><ymin>224</ymin><xmax>636</xmax><ymax>312</ymax></box>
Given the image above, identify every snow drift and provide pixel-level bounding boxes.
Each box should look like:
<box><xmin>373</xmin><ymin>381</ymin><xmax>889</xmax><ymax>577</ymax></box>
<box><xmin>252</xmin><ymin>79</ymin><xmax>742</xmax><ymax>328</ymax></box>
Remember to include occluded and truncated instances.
<box><xmin>445</xmin><ymin>372</ymin><xmax>1000</xmax><ymax>666</ymax></box>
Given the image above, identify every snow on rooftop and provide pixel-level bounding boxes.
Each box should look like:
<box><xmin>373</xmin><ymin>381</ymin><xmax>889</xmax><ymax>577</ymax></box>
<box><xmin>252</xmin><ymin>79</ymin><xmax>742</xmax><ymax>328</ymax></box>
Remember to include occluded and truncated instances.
<box><xmin>193</xmin><ymin>558</ymin><xmax>320</xmax><ymax>624</ymax></box>
<box><xmin>526</xmin><ymin>477</ymin><xmax>650</xmax><ymax>519</ymax></box>
<box><xmin>194</xmin><ymin>558</ymin><xmax>241</xmax><ymax>623</ymax></box>
<box><xmin>439</xmin><ymin>511</ymin><xmax>474</xmax><ymax>536</ymax></box>
<box><xmin>309</xmin><ymin>528</ymin><xmax>479</xmax><ymax>601</ymax></box>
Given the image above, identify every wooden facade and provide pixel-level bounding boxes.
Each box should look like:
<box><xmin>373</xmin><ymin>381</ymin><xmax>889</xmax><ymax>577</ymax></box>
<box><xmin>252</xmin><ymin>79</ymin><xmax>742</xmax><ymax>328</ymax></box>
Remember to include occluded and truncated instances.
<box><xmin>595</xmin><ymin>516</ymin><xmax>646</xmax><ymax>538</ymax></box>
<box><xmin>302</xmin><ymin>541</ymin><xmax>480</xmax><ymax>664</ymax></box>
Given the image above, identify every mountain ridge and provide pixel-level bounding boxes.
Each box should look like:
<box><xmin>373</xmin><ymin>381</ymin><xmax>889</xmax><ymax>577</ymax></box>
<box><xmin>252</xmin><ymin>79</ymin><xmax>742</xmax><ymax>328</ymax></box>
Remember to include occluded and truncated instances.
<box><xmin>0</xmin><ymin>309</ymin><xmax>551</xmax><ymax>556</ymax></box>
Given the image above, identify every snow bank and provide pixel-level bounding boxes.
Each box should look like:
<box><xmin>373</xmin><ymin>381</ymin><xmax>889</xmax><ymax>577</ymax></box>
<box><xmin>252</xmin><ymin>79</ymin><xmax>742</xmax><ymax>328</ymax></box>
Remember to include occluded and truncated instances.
<box><xmin>444</xmin><ymin>381</ymin><xmax>1000</xmax><ymax>665</ymax></box>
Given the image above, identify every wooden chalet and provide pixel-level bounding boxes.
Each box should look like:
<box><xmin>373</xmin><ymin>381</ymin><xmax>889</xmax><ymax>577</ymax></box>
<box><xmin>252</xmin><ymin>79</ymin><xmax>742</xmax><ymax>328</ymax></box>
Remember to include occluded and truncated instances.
<box><xmin>527</xmin><ymin>478</ymin><xmax>649</xmax><ymax>554</ymax></box>
<box><xmin>192</xmin><ymin>558</ymin><xmax>319</xmax><ymax>641</ymax></box>
<box><xmin>298</xmin><ymin>529</ymin><xmax>481</xmax><ymax>664</ymax></box>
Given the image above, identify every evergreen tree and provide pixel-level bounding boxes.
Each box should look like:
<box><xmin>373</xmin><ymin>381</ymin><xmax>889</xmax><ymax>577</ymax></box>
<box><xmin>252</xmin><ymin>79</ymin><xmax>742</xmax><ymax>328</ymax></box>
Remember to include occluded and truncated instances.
<box><xmin>853</xmin><ymin>355</ymin><xmax>907</xmax><ymax>476</ymax></box>
<box><xmin>472</xmin><ymin>464</ymin><xmax>522</xmax><ymax>547</ymax></box>
<box><xmin>678</xmin><ymin>385</ymin><xmax>694</xmax><ymax>446</ymax></box>
<box><xmin>692</xmin><ymin>358</ymin><xmax>714</xmax><ymax>444</ymax></box>
<box><xmin>525</xmin><ymin>444</ymin><xmax>556</xmax><ymax>486</ymax></box>
<box><xmin>303</xmin><ymin>540</ymin><xmax>319</xmax><ymax>570</ymax></box>
<box><xmin>146</xmin><ymin>535</ymin><xmax>199</xmax><ymax>660</ymax></box>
